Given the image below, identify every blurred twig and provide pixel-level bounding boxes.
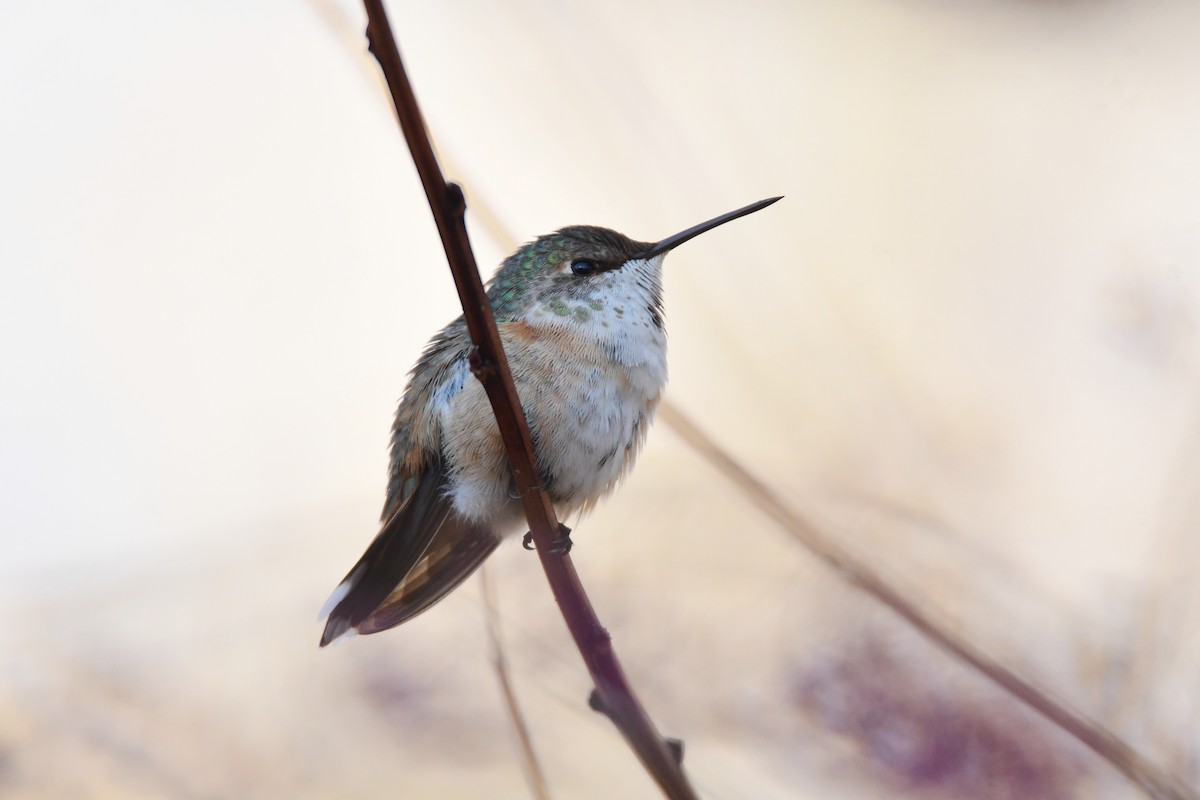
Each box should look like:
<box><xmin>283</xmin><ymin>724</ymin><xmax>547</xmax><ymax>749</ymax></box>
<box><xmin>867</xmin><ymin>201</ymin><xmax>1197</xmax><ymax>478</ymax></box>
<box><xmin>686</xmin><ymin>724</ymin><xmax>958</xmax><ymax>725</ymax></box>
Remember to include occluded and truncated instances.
<box><xmin>356</xmin><ymin>2</ymin><xmax>697</xmax><ymax>798</ymax></box>
<box><xmin>481</xmin><ymin>564</ymin><xmax>552</xmax><ymax>800</ymax></box>
<box><xmin>659</xmin><ymin>402</ymin><xmax>1197</xmax><ymax>800</ymax></box>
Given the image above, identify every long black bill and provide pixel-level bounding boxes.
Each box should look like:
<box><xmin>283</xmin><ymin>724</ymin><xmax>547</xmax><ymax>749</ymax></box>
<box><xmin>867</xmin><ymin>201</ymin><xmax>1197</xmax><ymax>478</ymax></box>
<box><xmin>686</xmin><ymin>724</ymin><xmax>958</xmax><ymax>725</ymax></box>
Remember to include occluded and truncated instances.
<box><xmin>631</xmin><ymin>196</ymin><xmax>782</xmax><ymax>260</ymax></box>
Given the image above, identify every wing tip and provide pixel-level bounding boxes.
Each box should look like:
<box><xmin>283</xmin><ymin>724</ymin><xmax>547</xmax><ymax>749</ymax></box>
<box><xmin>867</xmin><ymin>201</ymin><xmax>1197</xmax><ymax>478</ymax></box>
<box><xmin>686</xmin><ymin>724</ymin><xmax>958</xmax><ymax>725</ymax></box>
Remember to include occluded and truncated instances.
<box><xmin>319</xmin><ymin>617</ymin><xmax>358</xmax><ymax>648</ymax></box>
<box><xmin>318</xmin><ymin>565</ymin><xmax>367</xmax><ymax>648</ymax></box>
<box><xmin>318</xmin><ymin>578</ymin><xmax>354</xmax><ymax>622</ymax></box>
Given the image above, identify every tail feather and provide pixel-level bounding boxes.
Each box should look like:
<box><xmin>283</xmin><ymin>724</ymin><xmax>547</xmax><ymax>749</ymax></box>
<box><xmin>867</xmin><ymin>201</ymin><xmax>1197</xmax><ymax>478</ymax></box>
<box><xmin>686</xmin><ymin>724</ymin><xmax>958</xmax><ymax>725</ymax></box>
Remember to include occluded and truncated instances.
<box><xmin>357</xmin><ymin>519</ymin><xmax>499</xmax><ymax>635</ymax></box>
<box><xmin>320</xmin><ymin>456</ymin><xmax>451</xmax><ymax>647</ymax></box>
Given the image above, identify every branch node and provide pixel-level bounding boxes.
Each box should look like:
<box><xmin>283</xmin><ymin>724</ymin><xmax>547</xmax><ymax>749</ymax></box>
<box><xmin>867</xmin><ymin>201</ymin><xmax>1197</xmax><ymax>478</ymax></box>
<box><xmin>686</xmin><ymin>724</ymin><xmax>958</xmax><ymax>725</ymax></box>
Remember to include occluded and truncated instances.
<box><xmin>582</xmin><ymin>622</ymin><xmax>612</xmax><ymax>653</ymax></box>
<box><xmin>588</xmin><ymin>692</ymin><xmax>684</xmax><ymax>766</ymax></box>
<box><xmin>666</xmin><ymin>738</ymin><xmax>685</xmax><ymax>767</ymax></box>
<box><xmin>522</xmin><ymin>532</ymin><xmax>535</xmax><ymax>551</ymax></box>
<box><xmin>468</xmin><ymin>345</ymin><xmax>497</xmax><ymax>381</ymax></box>
<box><xmin>446</xmin><ymin>181</ymin><xmax>467</xmax><ymax>216</ymax></box>
<box><xmin>588</xmin><ymin>688</ymin><xmax>611</xmax><ymax>718</ymax></box>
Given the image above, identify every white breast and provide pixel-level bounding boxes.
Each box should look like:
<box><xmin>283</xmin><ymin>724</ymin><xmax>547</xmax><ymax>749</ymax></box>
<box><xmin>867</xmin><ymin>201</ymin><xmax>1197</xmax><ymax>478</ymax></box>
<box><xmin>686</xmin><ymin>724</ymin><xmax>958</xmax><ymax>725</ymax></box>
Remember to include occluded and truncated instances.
<box><xmin>438</xmin><ymin>256</ymin><xmax>669</xmax><ymax>526</ymax></box>
<box><xmin>520</xmin><ymin>256</ymin><xmax>668</xmax><ymax>515</ymax></box>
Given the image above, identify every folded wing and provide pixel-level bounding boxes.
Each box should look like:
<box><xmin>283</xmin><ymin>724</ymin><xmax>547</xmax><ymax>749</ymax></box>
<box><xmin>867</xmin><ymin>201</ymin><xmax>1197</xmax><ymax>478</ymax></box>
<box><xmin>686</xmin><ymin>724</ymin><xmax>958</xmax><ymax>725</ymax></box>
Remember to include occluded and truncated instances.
<box><xmin>320</xmin><ymin>454</ymin><xmax>455</xmax><ymax>646</ymax></box>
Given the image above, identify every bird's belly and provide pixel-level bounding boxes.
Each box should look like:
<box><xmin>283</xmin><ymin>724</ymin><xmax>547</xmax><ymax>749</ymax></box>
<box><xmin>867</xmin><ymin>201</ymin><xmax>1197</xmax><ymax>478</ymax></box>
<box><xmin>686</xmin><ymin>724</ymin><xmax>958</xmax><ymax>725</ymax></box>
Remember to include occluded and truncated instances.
<box><xmin>535</xmin><ymin>360</ymin><xmax>661</xmax><ymax>515</ymax></box>
<box><xmin>439</xmin><ymin>326</ymin><xmax>666</xmax><ymax>526</ymax></box>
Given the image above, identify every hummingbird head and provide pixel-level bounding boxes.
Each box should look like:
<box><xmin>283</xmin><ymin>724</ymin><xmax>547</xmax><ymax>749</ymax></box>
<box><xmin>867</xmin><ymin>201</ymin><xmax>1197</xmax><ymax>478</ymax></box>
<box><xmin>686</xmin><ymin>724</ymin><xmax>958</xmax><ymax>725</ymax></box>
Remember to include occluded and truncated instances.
<box><xmin>488</xmin><ymin>227</ymin><xmax>654</xmax><ymax>325</ymax></box>
<box><xmin>486</xmin><ymin>197</ymin><xmax>782</xmax><ymax>329</ymax></box>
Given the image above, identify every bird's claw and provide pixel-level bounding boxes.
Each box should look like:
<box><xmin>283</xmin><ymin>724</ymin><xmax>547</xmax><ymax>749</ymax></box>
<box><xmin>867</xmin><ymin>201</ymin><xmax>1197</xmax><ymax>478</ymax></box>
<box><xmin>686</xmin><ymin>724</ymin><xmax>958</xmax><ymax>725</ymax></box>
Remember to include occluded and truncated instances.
<box><xmin>550</xmin><ymin>523</ymin><xmax>573</xmax><ymax>554</ymax></box>
<box><xmin>522</xmin><ymin>523</ymin><xmax>573</xmax><ymax>554</ymax></box>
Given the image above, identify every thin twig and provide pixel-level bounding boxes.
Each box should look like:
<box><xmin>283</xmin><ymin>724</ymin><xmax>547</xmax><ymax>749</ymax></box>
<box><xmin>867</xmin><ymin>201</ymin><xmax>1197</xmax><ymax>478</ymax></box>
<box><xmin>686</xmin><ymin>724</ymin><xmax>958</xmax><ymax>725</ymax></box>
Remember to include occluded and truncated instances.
<box><xmin>658</xmin><ymin>402</ymin><xmax>1197</xmax><ymax>800</ymax></box>
<box><xmin>357</xmin><ymin>3</ymin><xmax>698</xmax><ymax>798</ymax></box>
<box><xmin>481</xmin><ymin>564</ymin><xmax>553</xmax><ymax>800</ymax></box>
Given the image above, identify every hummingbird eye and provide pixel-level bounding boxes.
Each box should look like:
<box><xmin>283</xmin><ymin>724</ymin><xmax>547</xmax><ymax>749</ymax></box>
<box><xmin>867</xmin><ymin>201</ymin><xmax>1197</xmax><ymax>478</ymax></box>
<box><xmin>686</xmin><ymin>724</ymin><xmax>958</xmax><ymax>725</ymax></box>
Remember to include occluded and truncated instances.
<box><xmin>570</xmin><ymin>258</ymin><xmax>598</xmax><ymax>277</ymax></box>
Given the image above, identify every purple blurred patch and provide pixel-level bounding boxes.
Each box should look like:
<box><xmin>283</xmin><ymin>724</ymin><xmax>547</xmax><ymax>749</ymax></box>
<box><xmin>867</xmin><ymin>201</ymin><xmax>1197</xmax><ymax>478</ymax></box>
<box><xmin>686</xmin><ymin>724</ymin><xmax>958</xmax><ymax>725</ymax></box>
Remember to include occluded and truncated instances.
<box><xmin>793</xmin><ymin>635</ymin><xmax>1084</xmax><ymax>799</ymax></box>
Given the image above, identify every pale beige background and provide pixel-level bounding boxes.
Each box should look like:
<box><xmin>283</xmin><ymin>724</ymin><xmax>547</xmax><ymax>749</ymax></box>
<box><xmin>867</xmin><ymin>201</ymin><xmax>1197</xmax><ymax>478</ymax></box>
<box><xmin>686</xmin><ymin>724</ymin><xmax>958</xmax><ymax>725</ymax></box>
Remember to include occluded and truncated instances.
<box><xmin>2</xmin><ymin>1</ymin><xmax>1198</xmax><ymax>798</ymax></box>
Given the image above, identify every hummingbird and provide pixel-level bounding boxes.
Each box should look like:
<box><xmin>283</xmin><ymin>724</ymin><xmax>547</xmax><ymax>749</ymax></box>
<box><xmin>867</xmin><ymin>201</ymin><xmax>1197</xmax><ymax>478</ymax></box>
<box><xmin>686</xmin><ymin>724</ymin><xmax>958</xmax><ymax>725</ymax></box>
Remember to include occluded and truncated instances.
<box><xmin>320</xmin><ymin>197</ymin><xmax>781</xmax><ymax>646</ymax></box>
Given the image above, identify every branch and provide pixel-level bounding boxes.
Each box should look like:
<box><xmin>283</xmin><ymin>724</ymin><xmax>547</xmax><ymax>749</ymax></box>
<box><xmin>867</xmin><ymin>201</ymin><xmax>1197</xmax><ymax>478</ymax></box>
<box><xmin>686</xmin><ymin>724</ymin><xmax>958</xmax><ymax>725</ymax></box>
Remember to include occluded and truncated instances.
<box><xmin>358</xmin><ymin>2</ymin><xmax>698</xmax><ymax>798</ymax></box>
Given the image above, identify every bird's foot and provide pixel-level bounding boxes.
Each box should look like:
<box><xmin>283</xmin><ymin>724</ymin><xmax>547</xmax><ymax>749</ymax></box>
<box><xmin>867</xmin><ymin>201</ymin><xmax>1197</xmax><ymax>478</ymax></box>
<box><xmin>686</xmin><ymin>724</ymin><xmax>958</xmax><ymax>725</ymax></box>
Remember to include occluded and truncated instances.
<box><xmin>522</xmin><ymin>524</ymin><xmax>573</xmax><ymax>554</ymax></box>
<box><xmin>550</xmin><ymin>524</ymin><xmax>573</xmax><ymax>554</ymax></box>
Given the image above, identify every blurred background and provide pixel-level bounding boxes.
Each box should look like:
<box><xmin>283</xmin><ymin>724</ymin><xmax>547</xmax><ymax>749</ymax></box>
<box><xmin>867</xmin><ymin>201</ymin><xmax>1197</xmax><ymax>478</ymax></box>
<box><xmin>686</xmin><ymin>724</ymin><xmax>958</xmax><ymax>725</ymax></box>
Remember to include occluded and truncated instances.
<box><xmin>3</xmin><ymin>0</ymin><xmax>1199</xmax><ymax>797</ymax></box>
